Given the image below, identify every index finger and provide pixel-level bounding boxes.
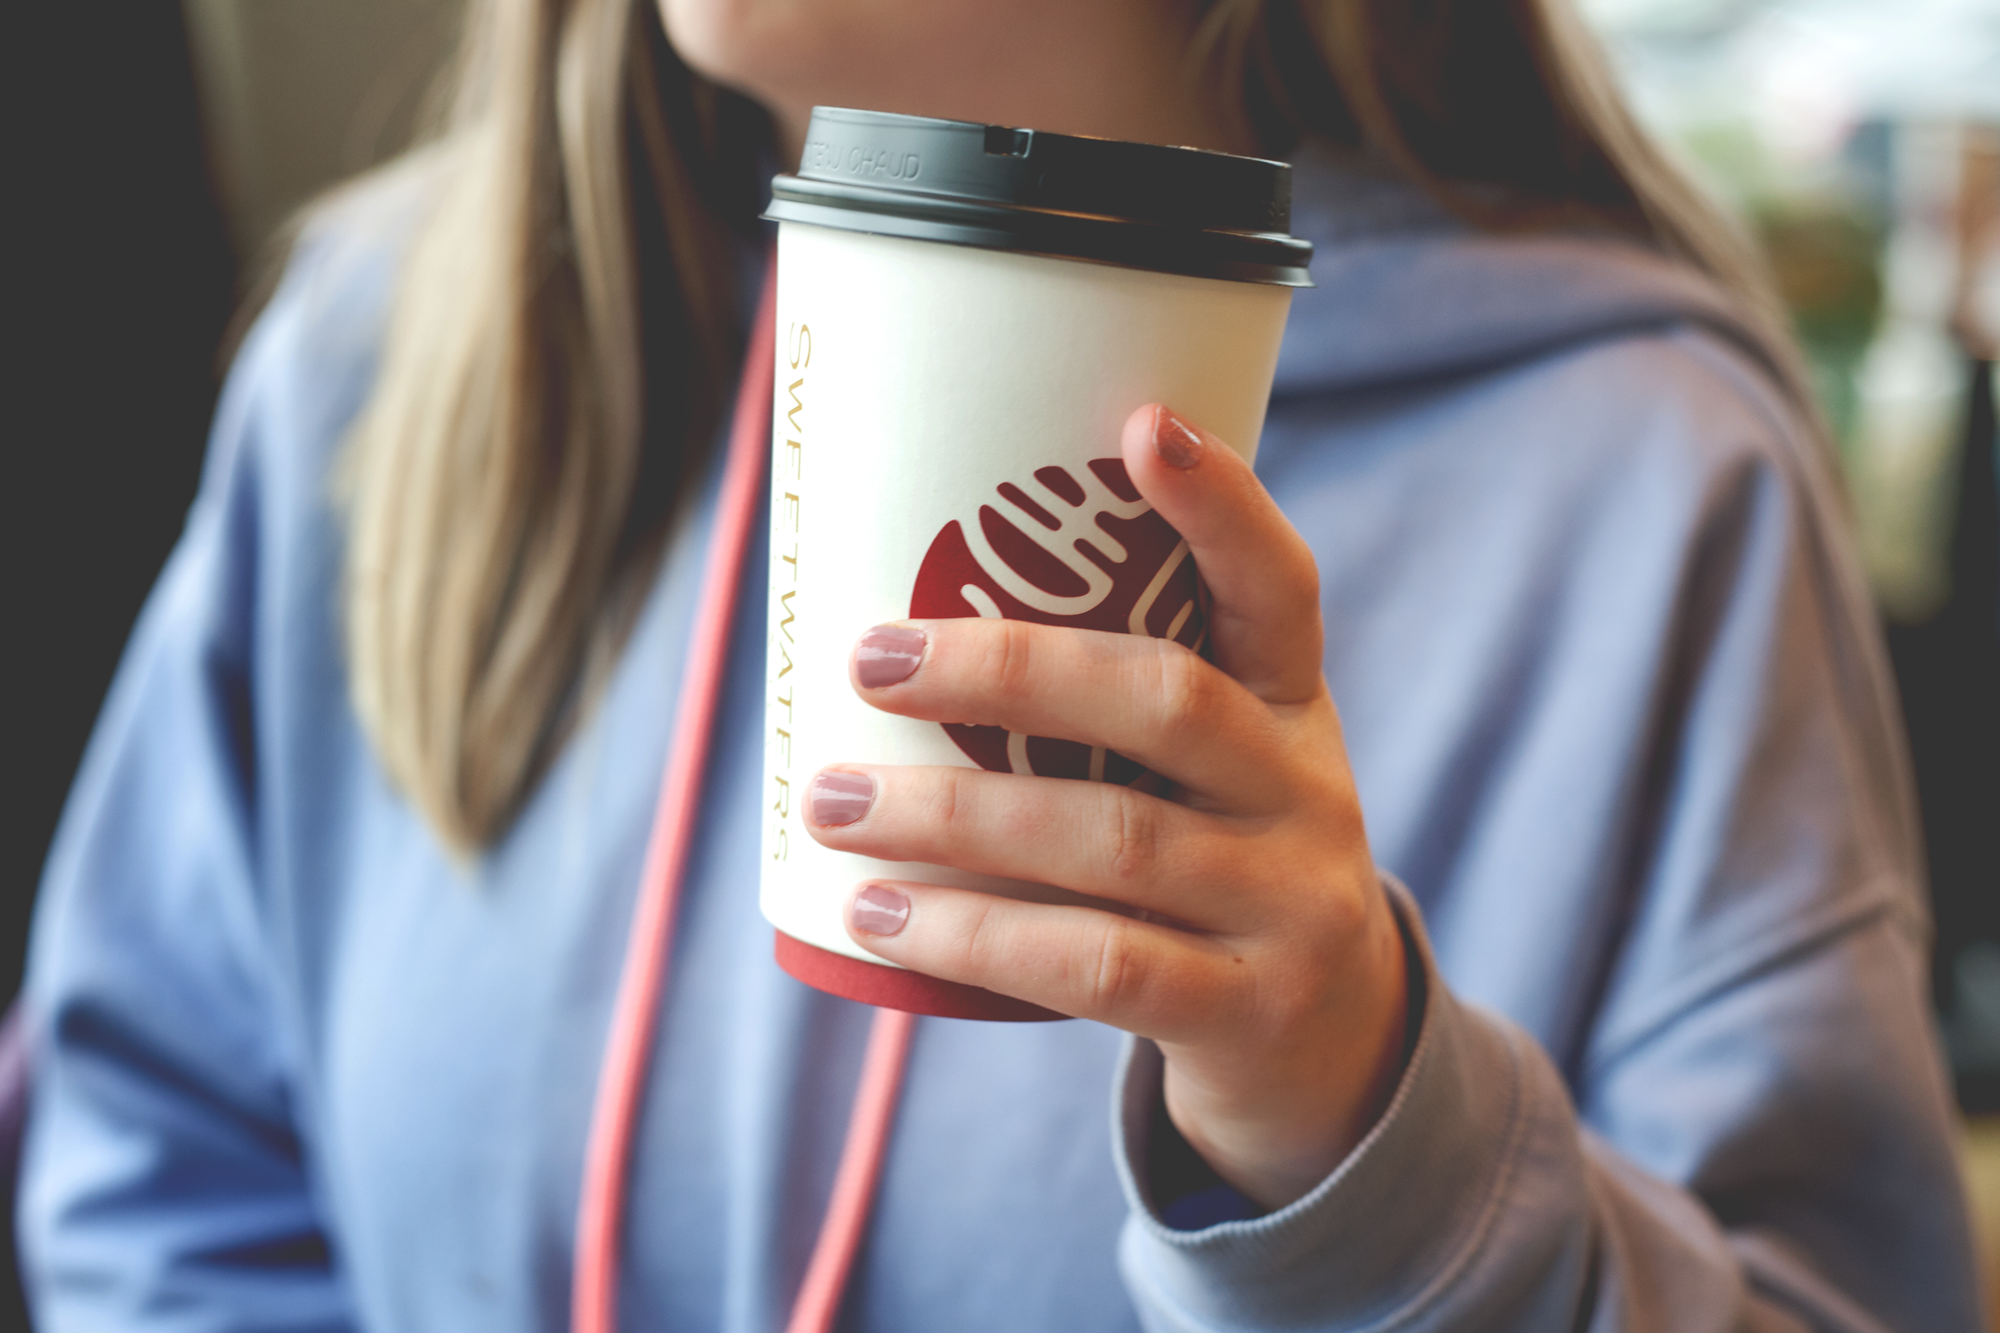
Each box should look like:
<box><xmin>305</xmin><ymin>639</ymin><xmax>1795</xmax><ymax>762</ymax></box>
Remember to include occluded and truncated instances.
<box><xmin>1120</xmin><ymin>405</ymin><xmax>1324</xmax><ymax>706</ymax></box>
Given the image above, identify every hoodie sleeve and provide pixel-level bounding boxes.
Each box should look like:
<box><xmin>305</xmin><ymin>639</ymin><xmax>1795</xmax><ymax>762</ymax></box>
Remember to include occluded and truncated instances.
<box><xmin>1108</xmin><ymin>336</ymin><xmax>1982</xmax><ymax>1333</ymax></box>
<box><xmin>1114</xmin><ymin>882</ymin><xmax>1965</xmax><ymax>1333</ymax></box>
<box><xmin>18</xmin><ymin>255</ymin><xmax>358</xmax><ymax>1332</ymax></box>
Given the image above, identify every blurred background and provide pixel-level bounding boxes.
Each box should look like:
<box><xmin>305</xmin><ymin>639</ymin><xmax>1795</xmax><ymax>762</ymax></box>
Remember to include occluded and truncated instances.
<box><xmin>1577</xmin><ymin>3</ymin><xmax>2000</xmax><ymax>1313</ymax></box>
<box><xmin>3</xmin><ymin>0</ymin><xmax>1995</xmax><ymax>1325</ymax></box>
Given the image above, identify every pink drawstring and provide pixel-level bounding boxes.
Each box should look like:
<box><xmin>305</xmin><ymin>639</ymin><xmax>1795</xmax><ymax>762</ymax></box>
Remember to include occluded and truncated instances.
<box><xmin>572</xmin><ymin>262</ymin><xmax>914</xmax><ymax>1333</ymax></box>
<box><xmin>783</xmin><ymin>1008</ymin><xmax>918</xmax><ymax>1333</ymax></box>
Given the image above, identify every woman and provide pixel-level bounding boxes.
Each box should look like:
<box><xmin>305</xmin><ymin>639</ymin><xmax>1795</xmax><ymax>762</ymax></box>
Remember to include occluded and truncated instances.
<box><xmin>18</xmin><ymin>0</ymin><xmax>1981</xmax><ymax>1329</ymax></box>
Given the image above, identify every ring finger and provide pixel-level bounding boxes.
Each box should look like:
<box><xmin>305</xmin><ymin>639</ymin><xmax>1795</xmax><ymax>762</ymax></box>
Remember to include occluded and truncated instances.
<box><xmin>804</xmin><ymin>764</ymin><xmax>1269</xmax><ymax>933</ymax></box>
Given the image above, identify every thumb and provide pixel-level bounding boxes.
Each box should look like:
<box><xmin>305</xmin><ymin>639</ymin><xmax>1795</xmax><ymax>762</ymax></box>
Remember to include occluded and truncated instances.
<box><xmin>1119</xmin><ymin>404</ymin><xmax>1325</xmax><ymax>706</ymax></box>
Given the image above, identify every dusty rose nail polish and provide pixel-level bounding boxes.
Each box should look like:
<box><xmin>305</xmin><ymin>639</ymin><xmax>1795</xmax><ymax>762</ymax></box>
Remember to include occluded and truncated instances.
<box><xmin>810</xmin><ymin>770</ymin><xmax>875</xmax><ymax>827</ymax></box>
<box><xmin>856</xmin><ymin>624</ymin><xmax>926</xmax><ymax>688</ymax></box>
<box><xmin>1153</xmin><ymin>407</ymin><xmax>1203</xmax><ymax>469</ymax></box>
<box><xmin>850</xmin><ymin>884</ymin><xmax>910</xmax><ymax>937</ymax></box>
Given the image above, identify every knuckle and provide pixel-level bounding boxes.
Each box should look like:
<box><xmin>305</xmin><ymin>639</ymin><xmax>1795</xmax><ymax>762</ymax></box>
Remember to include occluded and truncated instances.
<box><xmin>930</xmin><ymin>767</ymin><xmax>971</xmax><ymax>839</ymax></box>
<box><xmin>1086</xmin><ymin>920</ymin><xmax>1146</xmax><ymax>1014</ymax></box>
<box><xmin>1249</xmin><ymin>871</ymin><xmax>1374</xmax><ymax>1026</ymax></box>
<box><xmin>1150</xmin><ymin>643</ymin><xmax>1215</xmax><ymax>737</ymax></box>
<box><xmin>1107</xmin><ymin>791</ymin><xmax>1161</xmax><ymax>883</ymax></box>
<box><xmin>988</xmin><ymin>620</ymin><xmax>1039</xmax><ymax>708</ymax></box>
<box><xmin>954</xmin><ymin>894</ymin><xmax>1005</xmax><ymax>974</ymax></box>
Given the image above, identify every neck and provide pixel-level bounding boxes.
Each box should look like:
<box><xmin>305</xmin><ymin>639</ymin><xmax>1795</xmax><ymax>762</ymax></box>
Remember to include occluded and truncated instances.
<box><xmin>756</xmin><ymin>6</ymin><xmax>1249</xmax><ymax>169</ymax></box>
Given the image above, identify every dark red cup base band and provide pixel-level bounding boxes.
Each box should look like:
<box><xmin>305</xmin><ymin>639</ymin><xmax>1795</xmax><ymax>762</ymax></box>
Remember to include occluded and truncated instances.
<box><xmin>774</xmin><ymin>931</ymin><xmax>1069</xmax><ymax>1022</ymax></box>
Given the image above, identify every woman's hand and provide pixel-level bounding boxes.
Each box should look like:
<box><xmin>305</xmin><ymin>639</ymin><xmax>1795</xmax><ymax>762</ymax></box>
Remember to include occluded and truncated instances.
<box><xmin>804</xmin><ymin>405</ymin><xmax>1409</xmax><ymax>1210</ymax></box>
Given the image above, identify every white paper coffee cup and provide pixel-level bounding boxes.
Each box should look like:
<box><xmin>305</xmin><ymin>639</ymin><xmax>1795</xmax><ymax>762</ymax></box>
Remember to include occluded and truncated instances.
<box><xmin>760</xmin><ymin>108</ymin><xmax>1310</xmax><ymax>1020</ymax></box>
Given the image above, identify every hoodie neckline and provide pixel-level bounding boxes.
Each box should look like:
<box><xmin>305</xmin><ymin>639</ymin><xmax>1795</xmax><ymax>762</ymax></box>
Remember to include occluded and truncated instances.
<box><xmin>1273</xmin><ymin>140</ymin><xmax>1780</xmax><ymax>402</ymax></box>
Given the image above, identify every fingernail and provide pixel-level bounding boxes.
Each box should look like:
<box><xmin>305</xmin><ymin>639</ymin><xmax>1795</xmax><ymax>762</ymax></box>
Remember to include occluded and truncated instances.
<box><xmin>1153</xmin><ymin>406</ymin><xmax>1203</xmax><ymax>469</ymax></box>
<box><xmin>856</xmin><ymin>624</ymin><xmax>926</xmax><ymax>689</ymax></box>
<box><xmin>810</xmin><ymin>770</ymin><xmax>875</xmax><ymax>827</ymax></box>
<box><xmin>850</xmin><ymin>884</ymin><xmax>910</xmax><ymax>937</ymax></box>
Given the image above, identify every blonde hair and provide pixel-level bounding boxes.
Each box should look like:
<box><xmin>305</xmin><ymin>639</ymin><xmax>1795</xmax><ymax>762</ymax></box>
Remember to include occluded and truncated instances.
<box><xmin>342</xmin><ymin>0</ymin><xmax>1810</xmax><ymax>852</ymax></box>
<box><xmin>342</xmin><ymin>0</ymin><xmax>765</xmax><ymax>850</ymax></box>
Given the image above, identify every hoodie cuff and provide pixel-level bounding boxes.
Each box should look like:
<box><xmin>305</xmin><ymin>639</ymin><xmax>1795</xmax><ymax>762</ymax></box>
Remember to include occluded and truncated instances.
<box><xmin>1111</xmin><ymin>876</ymin><xmax>1536</xmax><ymax>1330</ymax></box>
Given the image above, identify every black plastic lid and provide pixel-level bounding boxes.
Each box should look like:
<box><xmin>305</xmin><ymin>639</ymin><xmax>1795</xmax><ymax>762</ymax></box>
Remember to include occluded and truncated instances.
<box><xmin>765</xmin><ymin>107</ymin><xmax>1312</xmax><ymax>287</ymax></box>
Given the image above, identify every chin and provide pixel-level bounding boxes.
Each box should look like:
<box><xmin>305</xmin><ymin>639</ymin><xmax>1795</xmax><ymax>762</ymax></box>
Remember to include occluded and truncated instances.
<box><xmin>655</xmin><ymin>0</ymin><xmax>1056</xmax><ymax>130</ymax></box>
<box><xmin>659</xmin><ymin>0</ymin><xmax>888</xmax><ymax>110</ymax></box>
<box><xmin>656</xmin><ymin>0</ymin><xmax>784</xmax><ymax>87</ymax></box>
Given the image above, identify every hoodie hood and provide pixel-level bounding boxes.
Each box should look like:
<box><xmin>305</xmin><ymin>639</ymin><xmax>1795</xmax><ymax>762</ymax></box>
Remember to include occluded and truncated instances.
<box><xmin>1273</xmin><ymin>141</ymin><xmax>1782</xmax><ymax>401</ymax></box>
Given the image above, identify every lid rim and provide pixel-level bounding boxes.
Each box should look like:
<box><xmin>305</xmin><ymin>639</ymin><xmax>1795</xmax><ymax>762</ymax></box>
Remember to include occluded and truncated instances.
<box><xmin>806</xmin><ymin>103</ymin><xmax>1297</xmax><ymax>173</ymax></box>
<box><xmin>780</xmin><ymin>106</ymin><xmax>1312</xmax><ymax>286</ymax></box>
<box><xmin>767</xmin><ymin>176</ymin><xmax>1314</xmax><ymax>289</ymax></box>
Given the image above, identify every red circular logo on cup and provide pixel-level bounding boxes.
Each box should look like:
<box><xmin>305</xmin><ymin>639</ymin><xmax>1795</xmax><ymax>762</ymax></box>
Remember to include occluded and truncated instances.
<box><xmin>908</xmin><ymin>458</ymin><xmax>1203</xmax><ymax>784</ymax></box>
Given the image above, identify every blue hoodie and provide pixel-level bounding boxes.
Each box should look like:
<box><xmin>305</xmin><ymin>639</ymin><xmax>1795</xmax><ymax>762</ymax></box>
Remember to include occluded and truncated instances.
<box><xmin>18</xmin><ymin>146</ymin><xmax>1983</xmax><ymax>1332</ymax></box>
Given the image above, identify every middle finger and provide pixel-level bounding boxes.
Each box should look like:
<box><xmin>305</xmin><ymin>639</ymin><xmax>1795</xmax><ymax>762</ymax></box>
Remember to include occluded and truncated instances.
<box><xmin>852</xmin><ymin>618</ymin><xmax>1297</xmax><ymax>810</ymax></box>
